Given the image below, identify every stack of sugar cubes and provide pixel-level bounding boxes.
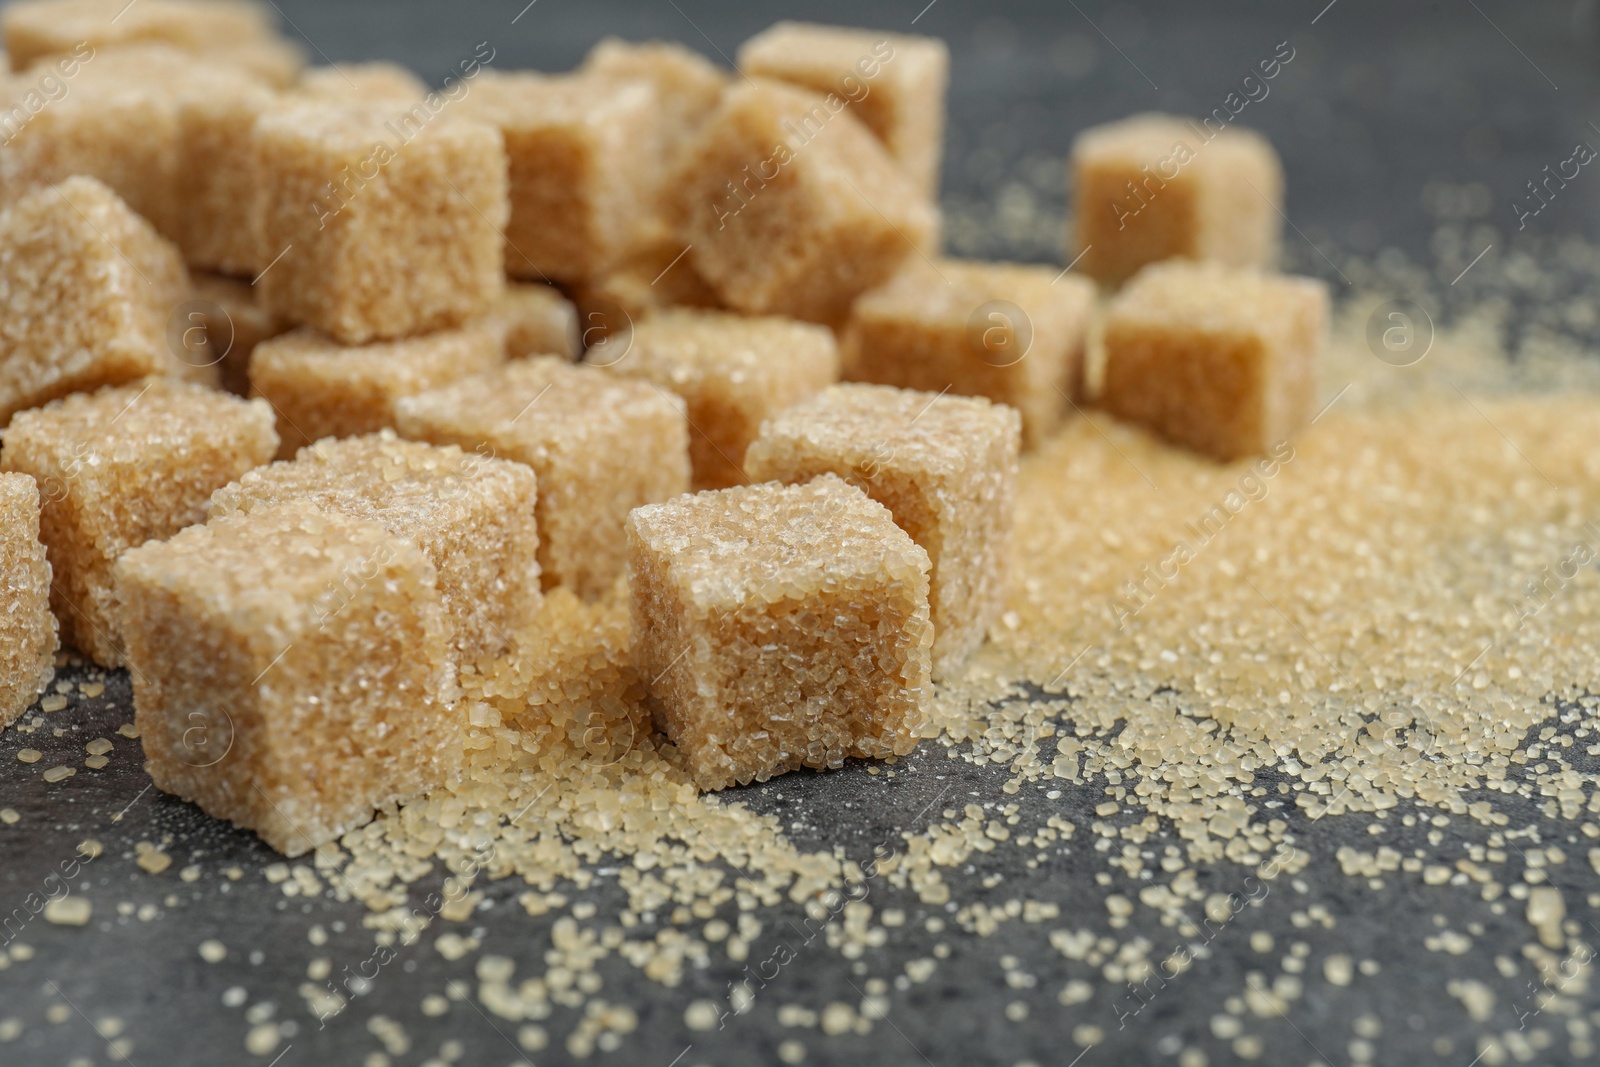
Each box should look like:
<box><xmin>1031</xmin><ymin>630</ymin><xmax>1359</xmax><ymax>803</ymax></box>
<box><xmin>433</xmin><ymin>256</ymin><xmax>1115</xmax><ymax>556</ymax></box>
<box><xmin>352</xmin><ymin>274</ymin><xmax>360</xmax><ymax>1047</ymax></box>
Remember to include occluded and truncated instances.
<box><xmin>0</xmin><ymin>0</ymin><xmax>1326</xmax><ymax>857</ymax></box>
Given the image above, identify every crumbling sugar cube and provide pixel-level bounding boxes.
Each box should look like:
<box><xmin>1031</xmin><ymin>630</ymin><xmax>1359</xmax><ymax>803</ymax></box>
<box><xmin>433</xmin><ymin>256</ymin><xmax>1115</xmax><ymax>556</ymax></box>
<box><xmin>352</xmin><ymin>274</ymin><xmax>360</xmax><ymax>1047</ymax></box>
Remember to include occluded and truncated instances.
<box><xmin>253</xmin><ymin>105</ymin><xmax>508</xmax><ymax>344</ymax></box>
<box><xmin>114</xmin><ymin>502</ymin><xmax>459</xmax><ymax>857</ymax></box>
<box><xmin>745</xmin><ymin>383</ymin><xmax>1020</xmax><ymax>676</ymax></box>
<box><xmin>0</xmin><ymin>379</ymin><xmax>278</xmax><ymax>666</ymax></box>
<box><xmin>395</xmin><ymin>357</ymin><xmax>690</xmax><ymax>600</ymax></box>
<box><xmin>841</xmin><ymin>256</ymin><xmax>1096</xmax><ymax>446</ymax></box>
<box><xmin>2</xmin><ymin>0</ymin><xmax>277</xmax><ymax>73</ymax></box>
<box><xmin>674</xmin><ymin>79</ymin><xmax>937</xmax><ymax>326</ymax></box>
<box><xmin>209</xmin><ymin>431</ymin><xmax>541</xmax><ymax>668</ymax></box>
<box><xmin>0</xmin><ymin>176</ymin><xmax>193</xmax><ymax>428</ymax></box>
<box><xmin>608</xmin><ymin>309</ymin><xmax>839</xmax><ymax>490</ymax></box>
<box><xmin>189</xmin><ymin>271</ymin><xmax>291</xmax><ymax>397</ymax></box>
<box><xmin>248</xmin><ymin>325</ymin><xmax>506</xmax><ymax>458</ymax></box>
<box><xmin>460</xmin><ymin>70</ymin><xmax>658</xmax><ymax>284</ymax></box>
<box><xmin>737</xmin><ymin>22</ymin><xmax>949</xmax><ymax>195</ymax></box>
<box><xmin>1071</xmin><ymin>112</ymin><xmax>1284</xmax><ymax>285</ymax></box>
<box><xmin>0</xmin><ymin>472</ymin><xmax>57</xmax><ymax>730</ymax></box>
<box><xmin>474</xmin><ymin>282</ymin><xmax>580</xmax><ymax>361</ymax></box>
<box><xmin>627</xmin><ymin>474</ymin><xmax>932</xmax><ymax>790</ymax></box>
<box><xmin>1099</xmin><ymin>260</ymin><xmax>1328</xmax><ymax>461</ymax></box>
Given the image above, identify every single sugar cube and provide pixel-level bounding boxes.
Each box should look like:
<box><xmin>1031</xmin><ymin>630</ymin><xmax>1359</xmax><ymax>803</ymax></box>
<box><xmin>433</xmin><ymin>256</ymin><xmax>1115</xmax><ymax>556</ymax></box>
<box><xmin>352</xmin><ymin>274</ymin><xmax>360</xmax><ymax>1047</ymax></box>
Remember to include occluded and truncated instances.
<box><xmin>189</xmin><ymin>272</ymin><xmax>291</xmax><ymax>397</ymax></box>
<box><xmin>0</xmin><ymin>379</ymin><xmax>278</xmax><ymax>666</ymax></box>
<box><xmin>627</xmin><ymin>474</ymin><xmax>932</xmax><ymax>790</ymax></box>
<box><xmin>737</xmin><ymin>22</ymin><xmax>949</xmax><ymax>195</ymax></box>
<box><xmin>395</xmin><ymin>357</ymin><xmax>689</xmax><ymax>600</ymax></box>
<box><xmin>291</xmin><ymin>62</ymin><xmax>427</xmax><ymax>103</ymax></box>
<box><xmin>567</xmin><ymin>240</ymin><xmax>723</xmax><ymax>353</ymax></box>
<box><xmin>841</xmin><ymin>256</ymin><xmax>1096</xmax><ymax>446</ymax></box>
<box><xmin>1071</xmin><ymin>112</ymin><xmax>1284</xmax><ymax>285</ymax></box>
<box><xmin>209</xmin><ymin>431</ymin><xmax>541</xmax><ymax>667</ymax></box>
<box><xmin>253</xmin><ymin>105</ymin><xmax>508</xmax><ymax>344</ymax></box>
<box><xmin>473</xmin><ymin>282</ymin><xmax>580</xmax><ymax>361</ymax></box>
<box><xmin>0</xmin><ymin>176</ymin><xmax>192</xmax><ymax>428</ymax></box>
<box><xmin>1099</xmin><ymin>260</ymin><xmax>1328</xmax><ymax>461</ymax></box>
<box><xmin>607</xmin><ymin>309</ymin><xmax>839</xmax><ymax>490</ymax></box>
<box><xmin>173</xmin><ymin>81</ymin><xmax>279</xmax><ymax>276</ymax></box>
<box><xmin>0</xmin><ymin>44</ymin><xmax>268</xmax><ymax>239</ymax></box>
<box><xmin>460</xmin><ymin>71</ymin><xmax>658</xmax><ymax>284</ymax></box>
<box><xmin>248</xmin><ymin>325</ymin><xmax>505</xmax><ymax>458</ymax></box>
<box><xmin>745</xmin><ymin>383</ymin><xmax>1020</xmax><ymax>676</ymax></box>
<box><xmin>114</xmin><ymin>502</ymin><xmax>459</xmax><ymax>858</ymax></box>
<box><xmin>0</xmin><ymin>473</ymin><xmax>58</xmax><ymax>730</ymax></box>
<box><xmin>673</xmin><ymin>79</ymin><xmax>937</xmax><ymax>326</ymax></box>
<box><xmin>2</xmin><ymin>0</ymin><xmax>277</xmax><ymax>72</ymax></box>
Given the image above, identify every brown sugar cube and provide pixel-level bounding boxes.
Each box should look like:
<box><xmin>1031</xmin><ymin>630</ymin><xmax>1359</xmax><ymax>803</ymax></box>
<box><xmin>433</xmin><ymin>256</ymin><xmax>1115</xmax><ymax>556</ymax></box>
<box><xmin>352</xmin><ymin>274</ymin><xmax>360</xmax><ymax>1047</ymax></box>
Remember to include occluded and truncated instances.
<box><xmin>841</xmin><ymin>256</ymin><xmax>1095</xmax><ymax>446</ymax></box>
<box><xmin>607</xmin><ymin>309</ymin><xmax>839</xmax><ymax>490</ymax></box>
<box><xmin>1071</xmin><ymin>112</ymin><xmax>1284</xmax><ymax>285</ymax></box>
<box><xmin>395</xmin><ymin>358</ymin><xmax>689</xmax><ymax>600</ymax></box>
<box><xmin>0</xmin><ymin>473</ymin><xmax>57</xmax><ymax>730</ymax></box>
<box><xmin>745</xmin><ymin>384</ymin><xmax>1020</xmax><ymax>676</ymax></box>
<box><xmin>188</xmin><ymin>272</ymin><xmax>291</xmax><ymax>397</ymax></box>
<box><xmin>172</xmin><ymin>81</ymin><xmax>279</xmax><ymax>276</ymax></box>
<box><xmin>737</xmin><ymin>22</ymin><xmax>949</xmax><ymax>195</ymax></box>
<box><xmin>674</xmin><ymin>79</ymin><xmax>936</xmax><ymax>326</ymax></box>
<box><xmin>473</xmin><ymin>282</ymin><xmax>580</xmax><ymax>361</ymax></box>
<box><xmin>114</xmin><ymin>502</ymin><xmax>459</xmax><ymax>857</ymax></box>
<box><xmin>253</xmin><ymin>105</ymin><xmax>507</xmax><ymax>344</ymax></box>
<box><xmin>209</xmin><ymin>431</ymin><xmax>541</xmax><ymax>667</ymax></box>
<box><xmin>627</xmin><ymin>474</ymin><xmax>932</xmax><ymax>790</ymax></box>
<box><xmin>566</xmin><ymin>238</ymin><xmax>723</xmax><ymax>349</ymax></box>
<box><xmin>291</xmin><ymin>62</ymin><xmax>427</xmax><ymax>103</ymax></box>
<box><xmin>2</xmin><ymin>0</ymin><xmax>276</xmax><ymax>72</ymax></box>
<box><xmin>1099</xmin><ymin>260</ymin><xmax>1328</xmax><ymax>461</ymax></box>
<box><xmin>460</xmin><ymin>71</ymin><xmax>658</xmax><ymax>284</ymax></box>
<box><xmin>0</xmin><ymin>379</ymin><xmax>278</xmax><ymax>666</ymax></box>
<box><xmin>0</xmin><ymin>44</ymin><xmax>268</xmax><ymax>239</ymax></box>
<box><xmin>0</xmin><ymin>176</ymin><xmax>195</xmax><ymax>427</ymax></box>
<box><xmin>248</xmin><ymin>325</ymin><xmax>505</xmax><ymax>458</ymax></box>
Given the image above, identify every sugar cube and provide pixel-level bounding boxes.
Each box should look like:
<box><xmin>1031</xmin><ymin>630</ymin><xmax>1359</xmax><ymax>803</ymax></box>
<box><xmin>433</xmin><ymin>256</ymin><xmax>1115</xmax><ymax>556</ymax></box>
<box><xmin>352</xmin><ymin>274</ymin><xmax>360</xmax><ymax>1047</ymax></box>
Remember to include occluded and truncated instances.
<box><xmin>115</xmin><ymin>502</ymin><xmax>459</xmax><ymax>857</ymax></box>
<box><xmin>2</xmin><ymin>0</ymin><xmax>276</xmax><ymax>73</ymax></box>
<box><xmin>210</xmin><ymin>431</ymin><xmax>541</xmax><ymax>667</ymax></box>
<box><xmin>627</xmin><ymin>474</ymin><xmax>932</xmax><ymax>790</ymax></box>
<box><xmin>474</xmin><ymin>282</ymin><xmax>580</xmax><ymax>361</ymax></box>
<box><xmin>460</xmin><ymin>70</ymin><xmax>657</xmax><ymax>284</ymax></box>
<box><xmin>0</xmin><ymin>472</ymin><xmax>57</xmax><ymax>730</ymax></box>
<box><xmin>0</xmin><ymin>176</ymin><xmax>192</xmax><ymax>428</ymax></box>
<box><xmin>0</xmin><ymin>44</ymin><xmax>267</xmax><ymax>239</ymax></box>
<box><xmin>737</xmin><ymin>22</ymin><xmax>949</xmax><ymax>195</ymax></box>
<box><xmin>253</xmin><ymin>105</ymin><xmax>508</xmax><ymax>344</ymax></box>
<box><xmin>673</xmin><ymin>79</ymin><xmax>937</xmax><ymax>326</ymax></box>
<box><xmin>395</xmin><ymin>357</ymin><xmax>689</xmax><ymax>600</ymax></box>
<box><xmin>248</xmin><ymin>325</ymin><xmax>505</xmax><ymax>458</ymax></box>
<box><xmin>0</xmin><ymin>379</ymin><xmax>278</xmax><ymax>666</ymax></box>
<box><xmin>172</xmin><ymin>81</ymin><xmax>279</xmax><ymax>275</ymax></box>
<box><xmin>841</xmin><ymin>256</ymin><xmax>1095</xmax><ymax>446</ymax></box>
<box><xmin>189</xmin><ymin>272</ymin><xmax>291</xmax><ymax>397</ymax></box>
<box><xmin>1071</xmin><ymin>112</ymin><xmax>1284</xmax><ymax>285</ymax></box>
<box><xmin>291</xmin><ymin>62</ymin><xmax>427</xmax><ymax>104</ymax></box>
<box><xmin>607</xmin><ymin>309</ymin><xmax>839</xmax><ymax>490</ymax></box>
<box><xmin>745</xmin><ymin>383</ymin><xmax>1020</xmax><ymax>676</ymax></box>
<box><xmin>1099</xmin><ymin>260</ymin><xmax>1328</xmax><ymax>460</ymax></box>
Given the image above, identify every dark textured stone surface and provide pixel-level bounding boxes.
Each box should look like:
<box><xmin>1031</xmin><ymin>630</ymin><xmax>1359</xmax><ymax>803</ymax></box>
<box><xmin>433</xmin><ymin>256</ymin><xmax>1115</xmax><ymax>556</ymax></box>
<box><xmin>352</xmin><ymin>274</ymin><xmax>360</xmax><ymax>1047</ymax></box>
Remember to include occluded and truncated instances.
<box><xmin>3</xmin><ymin>2</ymin><xmax>1600</xmax><ymax>1064</ymax></box>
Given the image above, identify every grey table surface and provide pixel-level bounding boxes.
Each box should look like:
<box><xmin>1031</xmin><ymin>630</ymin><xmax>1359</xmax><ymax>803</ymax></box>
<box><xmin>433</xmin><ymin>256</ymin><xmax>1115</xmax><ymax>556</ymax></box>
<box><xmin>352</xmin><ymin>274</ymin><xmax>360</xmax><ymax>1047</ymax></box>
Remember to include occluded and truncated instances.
<box><xmin>4</xmin><ymin>1</ymin><xmax>1600</xmax><ymax>1065</ymax></box>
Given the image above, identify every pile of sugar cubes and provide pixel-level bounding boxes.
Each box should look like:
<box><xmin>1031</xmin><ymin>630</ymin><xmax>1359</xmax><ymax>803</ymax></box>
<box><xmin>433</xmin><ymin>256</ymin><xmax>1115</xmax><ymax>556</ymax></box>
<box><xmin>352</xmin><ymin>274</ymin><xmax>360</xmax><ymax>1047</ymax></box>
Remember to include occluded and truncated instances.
<box><xmin>0</xmin><ymin>0</ymin><xmax>1328</xmax><ymax>856</ymax></box>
